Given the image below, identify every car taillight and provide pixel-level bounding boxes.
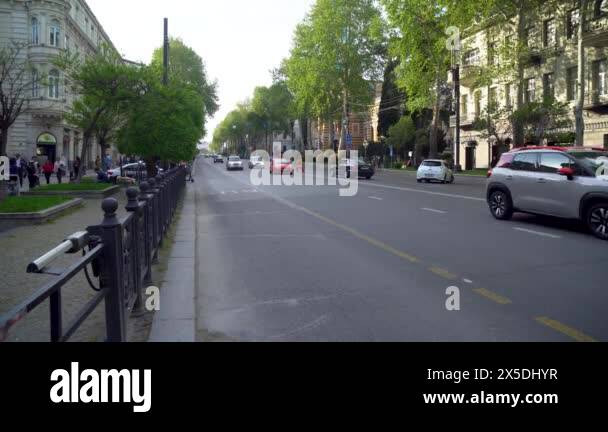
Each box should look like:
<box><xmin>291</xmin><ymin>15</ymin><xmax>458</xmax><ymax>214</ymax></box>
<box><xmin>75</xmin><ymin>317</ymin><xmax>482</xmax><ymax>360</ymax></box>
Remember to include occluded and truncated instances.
<box><xmin>487</xmin><ymin>169</ymin><xmax>493</xmax><ymax>178</ymax></box>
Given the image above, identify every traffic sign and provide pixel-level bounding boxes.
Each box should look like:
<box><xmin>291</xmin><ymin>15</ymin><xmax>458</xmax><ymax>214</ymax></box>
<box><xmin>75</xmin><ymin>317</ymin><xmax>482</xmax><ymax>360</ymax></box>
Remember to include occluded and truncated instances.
<box><xmin>346</xmin><ymin>133</ymin><xmax>353</xmax><ymax>150</ymax></box>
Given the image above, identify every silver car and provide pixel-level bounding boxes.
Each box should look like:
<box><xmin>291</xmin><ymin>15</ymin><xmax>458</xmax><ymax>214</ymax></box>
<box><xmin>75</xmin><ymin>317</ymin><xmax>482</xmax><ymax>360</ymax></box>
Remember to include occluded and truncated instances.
<box><xmin>487</xmin><ymin>147</ymin><xmax>608</xmax><ymax>240</ymax></box>
<box><xmin>227</xmin><ymin>156</ymin><xmax>244</xmax><ymax>171</ymax></box>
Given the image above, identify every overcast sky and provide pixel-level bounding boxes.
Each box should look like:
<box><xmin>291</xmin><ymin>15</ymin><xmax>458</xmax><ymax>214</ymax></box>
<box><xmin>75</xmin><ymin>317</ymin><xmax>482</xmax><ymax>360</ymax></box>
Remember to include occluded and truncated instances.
<box><xmin>87</xmin><ymin>0</ymin><xmax>315</xmax><ymax>142</ymax></box>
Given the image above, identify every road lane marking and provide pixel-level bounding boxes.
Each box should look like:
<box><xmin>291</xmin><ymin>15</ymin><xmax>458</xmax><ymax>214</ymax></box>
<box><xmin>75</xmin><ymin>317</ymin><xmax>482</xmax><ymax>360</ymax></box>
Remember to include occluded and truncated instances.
<box><xmin>422</xmin><ymin>208</ymin><xmax>447</xmax><ymax>214</ymax></box>
<box><xmin>535</xmin><ymin>317</ymin><xmax>598</xmax><ymax>342</ymax></box>
<box><xmin>429</xmin><ymin>267</ymin><xmax>458</xmax><ymax>281</ymax></box>
<box><xmin>463</xmin><ymin>279</ymin><xmax>473</xmax><ymax>284</ymax></box>
<box><xmin>362</xmin><ymin>182</ymin><xmax>485</xmax><ymax>202</ymax></box>
<box><xmin>473</xmin><ymin>288</ymin><xmax>512</xmax><ymax>305</ymax></box>
<box><xmin>368</xmin><ymin>196</ymin><xmax>383</xmax><ymax>201</ymax></box>
<box><xmin>513</xmin><ymin>227</ymin><xmax>562</xmax><ymax>239</ymax></box>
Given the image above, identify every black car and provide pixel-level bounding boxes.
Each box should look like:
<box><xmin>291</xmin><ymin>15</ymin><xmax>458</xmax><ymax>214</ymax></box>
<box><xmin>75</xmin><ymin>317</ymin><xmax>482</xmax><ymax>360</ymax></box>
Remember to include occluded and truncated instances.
<box><xmin>213</xmin><ymin>155</ymin><xmax>224</xmax><ymax>164</ymax></box>
<box><xmin>339</xmin><ymin>158</ymin><xmax>375</xmax><ymax>179</ymax></box>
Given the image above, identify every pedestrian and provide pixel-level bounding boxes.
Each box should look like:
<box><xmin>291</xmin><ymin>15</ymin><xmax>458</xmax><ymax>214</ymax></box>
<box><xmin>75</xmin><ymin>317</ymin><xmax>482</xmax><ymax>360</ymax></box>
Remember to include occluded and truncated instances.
<box><xmin>42</xmin><ymin>159</ymin><xmax>54</xmax><ymax>185</ymax></box>
<box><xmin>73</xmin><ymin>157</ymin><xmax>81</xmax><ymax>179</ymax></box>
<box><xmin>26</xmin><ymin>161</ymin><xmax>38</xmax><ymax>189</ymax></box>
<box><xmin>55</xmin><ymin>158</ymin><xmax>66</xmax><ymax>184</ymax></box>
<box><xmin>15</xmin><ymin>154</ymin><xmax>24</xmax><ymax>187</ymax></box>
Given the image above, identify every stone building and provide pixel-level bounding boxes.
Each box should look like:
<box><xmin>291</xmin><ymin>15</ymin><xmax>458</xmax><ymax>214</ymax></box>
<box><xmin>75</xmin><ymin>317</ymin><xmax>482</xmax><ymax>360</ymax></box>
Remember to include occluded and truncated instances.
<box><xmin>0</xmin><ymin>0</ymin><xmax>120</xmax><ymax>168</ymax></box>
<box><xmin>451</xmin><ymin>0</ymin><xmax>608</xmax><ymax>170</ymax></box>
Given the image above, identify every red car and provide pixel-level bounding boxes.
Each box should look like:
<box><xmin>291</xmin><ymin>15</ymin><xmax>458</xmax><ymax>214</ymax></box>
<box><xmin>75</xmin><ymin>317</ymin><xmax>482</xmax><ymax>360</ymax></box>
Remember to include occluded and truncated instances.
<box><xmin>270</xmin><ymin>159</ymin><xmax>295</xmax><ymax>175</ymax></box>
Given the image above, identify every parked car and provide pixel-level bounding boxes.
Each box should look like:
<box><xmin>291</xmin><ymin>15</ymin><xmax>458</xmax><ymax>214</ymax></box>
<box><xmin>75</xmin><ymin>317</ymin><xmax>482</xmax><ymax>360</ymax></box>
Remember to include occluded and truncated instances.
<box><xmin>486</xmin><ymin>146</ymin><xmax>608</xmax><ymax>240</ymax></box>
<box><xmin>214</xmin><ymin>155</ymin><xmax>224</xmax><ymax>164</ymax></box>
<box><xmin>227</xmin><ymin>156</ymin><xmax>244</xmax><ymax>171</ymax></box>
<box><xmin>249</xmin><ymin>155</ymin><xmax>266</xmax><ymax>169</ymax></box>
<box><xmin>337</xmin><ymin>158</ymin><xmax>375</xmax><ymax>179</ymax></box>
<box><xmin>107</xmin><ymin>162</ymin><xmax>146</xmax><ymax>183</ymax></box>
<box><xmin>417</xmin><ymin>160</ymin><xmax>455</xmax><ymax>184</ymax></box>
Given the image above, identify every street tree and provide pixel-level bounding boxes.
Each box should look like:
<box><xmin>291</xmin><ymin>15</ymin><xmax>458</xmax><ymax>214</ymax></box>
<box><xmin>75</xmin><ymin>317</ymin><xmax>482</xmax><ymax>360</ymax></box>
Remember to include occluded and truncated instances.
<box><xmin>283</xmin><ymin>0</ymin><xmax>386</xmax><ymax>150</ymax></box>
<box><xmin>0</xmin><ymin>42</ymin><xmax>38</xmax><ymax>158</ymax></box>
<box><xmin>386</xmin><ymin>116</ymin><xmax>416</xmax><ymax>160</ymax></box>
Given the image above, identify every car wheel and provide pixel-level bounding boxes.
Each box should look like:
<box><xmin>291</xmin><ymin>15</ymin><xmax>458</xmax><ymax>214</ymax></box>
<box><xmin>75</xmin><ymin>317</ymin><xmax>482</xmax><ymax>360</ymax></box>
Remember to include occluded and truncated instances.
<box><xmin>449</xmin><ymin>175</ymin><xmax>455</xmax><ymax>184</ymax></box>
<box><xmin>586</xmin><ymin>203</ymin><xmax>608</xmax><ymax>240</ymax></box>
<box><xmin>417</xmin><ymin>179</ymin><xmax>422</xmax><ymax>183</ymax></box>
<box><xmin>366</xmin><ymin>175</ymin><xmax>372</xmax><ymax>180</ymax></box>
<box><xmin>488</xmin><ymin>189</ymin><xmax>513</xmax><ymax>220</ymax></box>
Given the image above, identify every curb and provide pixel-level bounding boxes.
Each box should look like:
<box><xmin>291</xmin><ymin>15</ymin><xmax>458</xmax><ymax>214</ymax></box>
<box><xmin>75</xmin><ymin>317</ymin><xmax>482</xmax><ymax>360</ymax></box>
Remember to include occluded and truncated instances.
<box><xmin>21</xmin><ymin>185</ymin><xmax>120</xmax><ymax>199</ymax></box>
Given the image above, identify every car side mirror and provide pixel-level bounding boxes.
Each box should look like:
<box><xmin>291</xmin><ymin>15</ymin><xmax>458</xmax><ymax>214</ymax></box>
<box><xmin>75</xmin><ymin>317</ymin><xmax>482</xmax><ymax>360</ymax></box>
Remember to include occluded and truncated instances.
<box><xmin>558</xmin><ymin>167</ymin><xmax>575</xmax><ymax>180</ymax></box>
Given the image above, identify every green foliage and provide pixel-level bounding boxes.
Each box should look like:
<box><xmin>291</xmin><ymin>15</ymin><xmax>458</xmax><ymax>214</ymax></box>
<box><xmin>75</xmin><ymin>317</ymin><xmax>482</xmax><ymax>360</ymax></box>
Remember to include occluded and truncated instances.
<box><xmin>117</xmin><ymin>81</ymin><xmax>203</xmax><ymax>162</ymax></box>
<box><xmin>386</xmin><ymin>116</ymin><xmax>416</xmax><ymax>156</ymax></box>
<box><xmin>512</xmin><ymin>99</ymin><xmax>572</xmax><ymax>145</ymax></box>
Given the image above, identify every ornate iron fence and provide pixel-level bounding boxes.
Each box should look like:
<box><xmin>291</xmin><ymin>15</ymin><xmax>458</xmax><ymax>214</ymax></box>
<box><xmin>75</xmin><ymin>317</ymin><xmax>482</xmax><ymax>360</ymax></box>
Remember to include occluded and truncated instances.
<box><xmin>0</xmin><ymin>167</ymin><xmax>187</xmax><ymax>342</ymax></box>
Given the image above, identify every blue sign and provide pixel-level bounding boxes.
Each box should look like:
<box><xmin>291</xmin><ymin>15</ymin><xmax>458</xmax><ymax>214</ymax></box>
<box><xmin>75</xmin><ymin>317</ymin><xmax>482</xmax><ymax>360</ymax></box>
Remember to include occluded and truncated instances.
<box><xmin>346</xmin><ymin>133</ymin><xmax>353</xmax><ymax>150</ymax></box>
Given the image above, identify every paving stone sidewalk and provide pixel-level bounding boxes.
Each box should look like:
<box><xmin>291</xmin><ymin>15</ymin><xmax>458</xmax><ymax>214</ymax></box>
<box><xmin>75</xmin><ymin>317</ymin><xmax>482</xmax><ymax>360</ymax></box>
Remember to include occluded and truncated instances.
<box><xmin>0</xmin><ymin>191</ymin><xmax>127</xmax><ymax>342</ymax></box>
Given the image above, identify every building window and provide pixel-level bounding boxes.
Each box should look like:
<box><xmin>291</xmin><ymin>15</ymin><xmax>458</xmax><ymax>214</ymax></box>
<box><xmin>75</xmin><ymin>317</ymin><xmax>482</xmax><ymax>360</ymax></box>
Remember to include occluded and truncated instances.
<box><xmin>567</xmin><ymin>67</ymin><xmax>578</xmax><ymax>101</ymax></box>
<box><xmin>543</xmin><ymin>19</ymin><xmax>556</xmax><ymax>48</ymax></box>
<box><xmin>525</xmin><ymin>78</ymin><xmax>536</xmax><ymax>103</ymax></box>
<box><xmin>595</xmin><ymin>0</ymin><xmax>608</xmax><ymax>18</ymax></box>
<box><xmin>488</xmin><ymin>87</ymin><xmax>498</xmax><ymax>112</ymax></box>
<box><xmin>525</xmin><ymin>26</ymin><xmax>538</xmax><ymax>48</ymax></box>
<box><xmin>604</xmin><ymin>134</ymin><xmax>608</xmax><ymax>149</ymax></box>
<box><xmin>567</xmin><ymin>9</ymin><xmax>580</xmax><ymax>40</ymax></box>
<box><xmin>31</xmin><ymin>69</ymin><xmax>39</xmax><ymax>98</ymax></box>
<box><xmin>463</xmin><ymin>49</ymin><xmax>480</xmax><ymax>66</ymax></box>
<box><xmin>461</xmin><ymin>94</ymin><xmax>468</xmax><ymax>117</ymax></box>
<box><xmin>543</xmin><ymin>73</ymin><xmax>555</xmax><ymax>101</ymax></box>
<box><xmin>31</xmin><ymin>17</ymin><xmax>40</xmax><ymax>44</ymax></box>
<box><xmin>488</xmin><ymin>42</ymin><xmax>497</xmax><ymax>66</ymax></box>
<box><xmin>505</xmin><ymin>84</ymin><xmax>512</xmax><ymax>109</ymax></box>
<box><xmin>593</xmin><ymin>59</ymin><xmax>608</xmax><ymax>98</ymax></box>
<box><xmin>48</xmin><ymin>70</ymin><xmax>60</xmax><ymax>99</ymax></box>
<box><xmin>49</xmin><ymin>22</ymin><xmax>60</xmax><ymax>47</ymax></box>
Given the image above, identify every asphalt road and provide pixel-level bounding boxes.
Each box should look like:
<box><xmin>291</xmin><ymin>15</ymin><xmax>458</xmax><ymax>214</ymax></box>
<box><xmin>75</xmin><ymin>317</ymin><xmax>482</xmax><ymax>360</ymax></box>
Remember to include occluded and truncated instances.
<box><xmin>193</xmin><ymin>157</ymin><xmax>608</xmax><ymax>342</ymax></box>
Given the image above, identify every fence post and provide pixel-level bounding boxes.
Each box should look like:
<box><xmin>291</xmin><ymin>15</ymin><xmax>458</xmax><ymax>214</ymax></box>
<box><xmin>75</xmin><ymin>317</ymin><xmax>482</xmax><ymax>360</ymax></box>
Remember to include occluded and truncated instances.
<box><xmin>87</xmin><ymin>198</ymin><xmax>127</xmax><ymax>342</ymax></box>
<box><xmin>139</xmin><ymin>182</ymin><xmax>153</xmax><ymax>286</ymax></box>
<box><xmin>148</xmin><ymin>178</ymin><xmax>160</xmax><ymax>263</ymax></box>
<box><xmin>125</xmin><ymin>187</ymin><xmax>145</xmax><ymax>315</ymax></box>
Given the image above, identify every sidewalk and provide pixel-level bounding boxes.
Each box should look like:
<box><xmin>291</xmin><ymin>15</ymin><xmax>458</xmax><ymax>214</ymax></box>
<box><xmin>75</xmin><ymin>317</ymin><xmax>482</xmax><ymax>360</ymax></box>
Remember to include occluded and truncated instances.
<box><xmin>148</xmin><ymin>183</ymin><xmax>196</xmax><ymax>342</ymax></box>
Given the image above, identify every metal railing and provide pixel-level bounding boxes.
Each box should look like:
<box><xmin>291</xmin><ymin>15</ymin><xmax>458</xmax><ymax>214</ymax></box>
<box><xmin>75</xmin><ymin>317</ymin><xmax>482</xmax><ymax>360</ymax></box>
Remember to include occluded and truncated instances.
<box><xmin>0</xmin><ymin>167</ymin><xmax>187</xmax><ymax>342</ymax></box>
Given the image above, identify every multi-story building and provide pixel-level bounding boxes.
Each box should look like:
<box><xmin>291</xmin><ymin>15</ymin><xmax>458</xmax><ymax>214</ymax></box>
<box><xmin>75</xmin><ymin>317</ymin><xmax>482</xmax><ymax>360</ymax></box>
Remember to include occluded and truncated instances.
<box><xmin>0</xmin><ymin>0</ymin><xmax>119</xmax><ymax>168</ymax></box>
<box><xmin>451</xmin><ymin>0</ymin><xmax>608</xmax><ymax>170</ymax></box>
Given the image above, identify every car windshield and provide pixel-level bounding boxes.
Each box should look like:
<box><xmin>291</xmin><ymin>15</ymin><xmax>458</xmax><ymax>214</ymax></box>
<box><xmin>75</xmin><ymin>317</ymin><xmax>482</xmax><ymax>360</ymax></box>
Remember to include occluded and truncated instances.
<box><xmin>358</xmin><ymin>159</ymin><xmax>368</xmax><ymax>164</ymax></box>
<box><xmin>229</xmin><ymin>157</ymin><xmax>240</xmax><ymax>161</ymax></box>
<box><xmin>570</xmin><ymin>151</ymin><xmax>608</xmax><ymax>173</ymax></box>
<box><xmin>422</xmin><ymin>161</ymin><xmax>442</xmax><ymax>167</ymax></box>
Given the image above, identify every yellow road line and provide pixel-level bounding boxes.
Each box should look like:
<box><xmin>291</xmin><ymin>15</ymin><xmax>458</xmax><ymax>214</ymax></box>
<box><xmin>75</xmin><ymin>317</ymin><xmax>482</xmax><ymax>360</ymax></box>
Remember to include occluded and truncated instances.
<box><xmin>535</xmin><ymin>317</ymin><xmax>598</xmax><ymax>343</ymax></box>
<box><xmin>429</xmin><ymin>267</ymin><xmax>459</xmax><ymax>281</ymax></box>
<box><xmin>473</xmin><ymin>288</ymin><xmax>512</xmax><ymax>305</ymax></box>
<box><xmin>299</xmin><ymin>207</ymin><xmax>421</xmax><ymax>264</ymax></box>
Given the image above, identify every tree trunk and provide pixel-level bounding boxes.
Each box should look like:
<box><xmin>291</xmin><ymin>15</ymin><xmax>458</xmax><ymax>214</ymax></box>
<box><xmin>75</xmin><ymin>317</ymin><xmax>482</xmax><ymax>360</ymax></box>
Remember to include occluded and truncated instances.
<box><xmin>0</xmin><ymin>127</ymin><xmax>8</xmax><ymax>158</ymax></box>
<box><xmin>514</xmin><ymin>9</ymin><xmax>527</xmax><ymax>147</ymax></box>
<box><xmin>429</xmin><ymin>73</ymin><xmax>442</xmax><ymax>159</ymax></box>
<box><xmin>575</xmin><ymin>0</ymin><xmax>589</xmax><ymax>147</ymax></box>
<box><xmin>340</xmin><ymin>88</ymin><xmax>349</xmax><ymax>152</ymax></box>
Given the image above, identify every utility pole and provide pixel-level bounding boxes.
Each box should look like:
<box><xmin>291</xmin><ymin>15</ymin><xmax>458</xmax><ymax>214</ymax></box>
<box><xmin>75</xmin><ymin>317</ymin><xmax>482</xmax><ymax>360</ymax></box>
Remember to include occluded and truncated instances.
<box><xmin>453</xmin><ymin>66</ymin><xmax>461</xmax><ymax>172</ymax></box>
<box><xmin>163</xmin><ymin>18</ymin><xmax>169</xmax><ymax>86</ymax></box>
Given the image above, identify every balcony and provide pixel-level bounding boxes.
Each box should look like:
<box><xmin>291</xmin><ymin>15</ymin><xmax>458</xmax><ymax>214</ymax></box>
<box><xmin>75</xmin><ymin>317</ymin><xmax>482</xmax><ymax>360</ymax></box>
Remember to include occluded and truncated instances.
<box><xmin>459</xmin><ymin>64</ymin><xmax>483</xmax><ymax>88</ymax></box>
<box><xmin>583</xmin><ymin>91</ymin><xmax>608</xmax><ymax>113</ymax></box>
<box><xmin>584</xmin><ymin>15</ymin><xmax>608</xmax><ymax>47</ymax></box>
<box><xmin>27</xmin><ymin>44</ymin><xmax>63</xmax><ymax>62</ymax></box>
<box><xmin>27</xmin><ymin>97</ymin><xmax>66</xmax><ymax>120</ymax></box>
<box><xmin>450</xmin><ymin>114</ymin><xmax>477</xmax><ymax>130</ymax></box>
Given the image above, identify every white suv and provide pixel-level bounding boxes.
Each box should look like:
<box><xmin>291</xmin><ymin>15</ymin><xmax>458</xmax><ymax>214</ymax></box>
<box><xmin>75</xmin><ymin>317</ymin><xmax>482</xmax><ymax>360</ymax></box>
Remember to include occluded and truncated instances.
<box><xmin>486</xmin><ymin>147</ymin><xmax>608</xmax><ymax>240</ymax></box>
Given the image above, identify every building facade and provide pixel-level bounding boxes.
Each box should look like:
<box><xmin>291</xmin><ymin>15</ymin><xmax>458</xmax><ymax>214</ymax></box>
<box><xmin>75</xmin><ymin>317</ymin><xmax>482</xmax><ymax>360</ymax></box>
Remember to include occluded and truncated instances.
<box><xmin>452</xmin><ymin>0</ymin><xmax>608</xmax><ymax>170</ymax></box>
<box><xmin>0</xmin><ymin>0</ymin><xmax>119</xmax><ymax>167</ymax></box>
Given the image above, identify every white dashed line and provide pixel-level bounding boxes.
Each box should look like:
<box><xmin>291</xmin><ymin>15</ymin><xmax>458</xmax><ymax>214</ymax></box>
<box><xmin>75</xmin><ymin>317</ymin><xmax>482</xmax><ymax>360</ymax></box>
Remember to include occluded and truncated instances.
<box><xmin>463</xmin><ymin>279</ymin><xmax>473</xmax><ymax>284</ymax></box>
<box><xmin>513</xmin><ymin>227</ymin><xmax>562</xmax><ymax>239</ymax></box>
<box><xmin>368</xmin><ymin>196</ymin><xmax>383</xmax><ymax>201</ymax></box>
<box><xmin>363</xmin><ymin>182</ymin><xmax>485</xmax><ymax>202</ymax></box>
<box><xmin>422</xmin><ymin>208</ymin><xmax>447</xmax><ymax>214</ymax></box>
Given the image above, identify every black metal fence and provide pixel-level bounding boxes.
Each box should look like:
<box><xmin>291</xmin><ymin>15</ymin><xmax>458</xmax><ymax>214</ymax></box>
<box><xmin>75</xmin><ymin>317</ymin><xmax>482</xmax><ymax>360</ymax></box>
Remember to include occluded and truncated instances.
<box><xmin>0</xmin><ymin>167</ymin><xmax>187</xmax><ymax>342</ymax></box>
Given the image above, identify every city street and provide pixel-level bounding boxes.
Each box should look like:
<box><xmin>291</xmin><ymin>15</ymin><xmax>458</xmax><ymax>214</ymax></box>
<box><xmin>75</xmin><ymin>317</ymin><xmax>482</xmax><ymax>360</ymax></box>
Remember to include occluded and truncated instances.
<box><xmin>193</xmin><ymin>157</ymin><xmax>608</xmax><ymax>342</ymax></box>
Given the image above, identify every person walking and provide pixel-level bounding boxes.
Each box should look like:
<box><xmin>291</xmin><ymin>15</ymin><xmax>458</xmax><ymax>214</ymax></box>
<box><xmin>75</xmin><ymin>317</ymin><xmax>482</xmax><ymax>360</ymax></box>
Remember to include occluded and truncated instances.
<box><xmin>73</xmin><ymin>157</ymin><xmax>81</xmax><ymax>179</ymax></box>
<box><xmin>15</xmin><ymin>154</ymin><xmax>24</xmax><ymax>187</ymax></box>
<box><xmin>55</xmin><ymin>159</ymin><xmax>66</xmax><ymax>184</ymax></box>
<box><xmin>26</xmin><ymin>160</ymin><xmax>38</xmax><ymax>189</ymax></box>
<box><xmin>42</xmin><ymin>159</ymin><xmax>54</xmax><ymax>185</ymax></box>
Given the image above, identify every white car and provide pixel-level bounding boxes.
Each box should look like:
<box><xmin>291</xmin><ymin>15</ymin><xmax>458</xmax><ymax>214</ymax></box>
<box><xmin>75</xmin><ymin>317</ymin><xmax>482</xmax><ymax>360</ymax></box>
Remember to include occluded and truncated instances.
<box><xmin>417</xmin><ymin>160</ymin><xmax>454</xmax><ymax>184</ymax></box>
<box><xmin>249</xmin><ymin>155</ymin><xmax>266</xmax><ymax>169</ymax></box>
<box><xmin>227</xmin><ymin>156</ymin><xmax>244</xmax><ymax>171</ymax></box>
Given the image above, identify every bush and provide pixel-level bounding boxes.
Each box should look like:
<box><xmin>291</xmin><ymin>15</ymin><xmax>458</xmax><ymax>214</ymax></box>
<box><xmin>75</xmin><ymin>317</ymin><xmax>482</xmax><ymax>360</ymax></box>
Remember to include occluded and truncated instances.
<box><xmin>393</xmin><ymin>162</ymin><xmax>404</xmax><ymax>170</ymax></box>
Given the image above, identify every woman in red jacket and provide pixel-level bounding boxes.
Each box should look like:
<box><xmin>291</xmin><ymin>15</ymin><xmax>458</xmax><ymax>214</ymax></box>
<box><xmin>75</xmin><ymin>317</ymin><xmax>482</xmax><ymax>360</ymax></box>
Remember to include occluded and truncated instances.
<box><xmin>42</xmin><ymin>159</ymin><xmax>54</xmax><ymax>185</ymax></box>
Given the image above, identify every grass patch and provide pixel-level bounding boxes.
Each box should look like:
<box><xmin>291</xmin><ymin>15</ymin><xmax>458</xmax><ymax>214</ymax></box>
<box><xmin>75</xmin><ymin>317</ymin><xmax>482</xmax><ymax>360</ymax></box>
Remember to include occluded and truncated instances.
<box><xmin>458</xmin><ymin>169</ymin><xmax>489</xmax><ymax>177</ymax></box>
<box><xmin>0</xmin><ymin>196</ymin><xmax>73</xmax><ymax>213</ymax></box>
<box><xmin>35</xmin><ymin>181</ymin><xmax>111</xmax><ymax>192</ymax></box>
